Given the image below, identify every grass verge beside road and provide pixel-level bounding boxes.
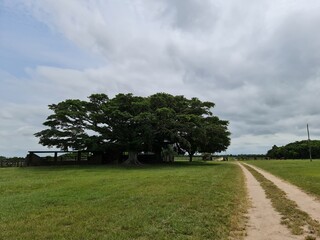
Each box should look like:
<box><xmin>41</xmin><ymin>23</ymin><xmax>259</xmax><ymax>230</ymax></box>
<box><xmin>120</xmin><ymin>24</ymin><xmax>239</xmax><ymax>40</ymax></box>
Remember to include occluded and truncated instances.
<box><xmin>246</xmin><ymin>160</ymin><xmax>320</xmax><ymax>199</ymax></box>
<box><xmin>0</xmin><ymin>161</ymin><xmax>247</xmax><ymax>240</ymax></box>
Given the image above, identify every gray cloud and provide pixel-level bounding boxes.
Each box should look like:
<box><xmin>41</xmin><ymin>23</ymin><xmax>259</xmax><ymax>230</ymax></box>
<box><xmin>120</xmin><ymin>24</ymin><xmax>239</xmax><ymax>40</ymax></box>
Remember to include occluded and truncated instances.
<box><xmin>1</xmin><ymin>0</ymin><xmax>320</xmax><ymax>156</ymax></box>
<box><xmin>159</xmin><ymin>0</ymin><xmax>218</xmax><ymax>32</ymax></box>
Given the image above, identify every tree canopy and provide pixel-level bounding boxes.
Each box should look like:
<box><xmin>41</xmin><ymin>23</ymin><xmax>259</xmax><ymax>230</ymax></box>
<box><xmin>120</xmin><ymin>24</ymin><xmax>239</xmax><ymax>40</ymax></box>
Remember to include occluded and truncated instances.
<box><xmin>266</xmin><ymin>140</ymin><xmax>320</xmax><ymax>159</ymax></box>
<box><xmin>35</xmin><ymin>93</ymin><xmax>230</xmax><ymax>164</ymax></box>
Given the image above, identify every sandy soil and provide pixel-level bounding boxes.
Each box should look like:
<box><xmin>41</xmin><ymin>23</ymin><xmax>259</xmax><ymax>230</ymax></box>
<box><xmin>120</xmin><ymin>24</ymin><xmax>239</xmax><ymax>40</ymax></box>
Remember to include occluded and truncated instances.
<box><xmin>243</xmin><ymin>163</ymin><xmax>320</xmax><ymax>223</ymax></box>
<box><xmin>238</xmin><ymin>163</ymin><xmax>301</xmax><ymax>240</ymax></box>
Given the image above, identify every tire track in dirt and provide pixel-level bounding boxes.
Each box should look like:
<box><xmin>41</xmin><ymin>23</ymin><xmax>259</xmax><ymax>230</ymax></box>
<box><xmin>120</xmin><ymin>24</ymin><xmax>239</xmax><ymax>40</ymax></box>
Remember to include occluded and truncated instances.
<box><xmin>243</xmin><ymin>162</ymin><xmax>320</xmax><ymax>224</ymax></box>
<box><xmin>238</xmin><ymin>163</ymin><xmax>301</xmax><ymax>240</ymax></box>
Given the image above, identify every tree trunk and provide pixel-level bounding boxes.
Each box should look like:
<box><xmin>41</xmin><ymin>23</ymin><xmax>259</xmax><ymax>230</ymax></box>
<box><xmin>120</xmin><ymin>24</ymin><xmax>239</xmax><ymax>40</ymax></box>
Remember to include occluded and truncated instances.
<box><xmin>155</xmin><ymin>151</ymin><xmax>163</xmax><ymax>163</ymax></box>
<box><xmin>77</xmin><ymin>151</ymin><xmax>81</xmax><ymax>163</ymax></box>
<box><xmin>123</xmin><ymin>151</ymin><xmax>141</xmax><ymax>165</ymax></box>
<box><xmin>189</xmin><ymin>154</ymin><xmax>193</xmax><ymax>162</ymax></box>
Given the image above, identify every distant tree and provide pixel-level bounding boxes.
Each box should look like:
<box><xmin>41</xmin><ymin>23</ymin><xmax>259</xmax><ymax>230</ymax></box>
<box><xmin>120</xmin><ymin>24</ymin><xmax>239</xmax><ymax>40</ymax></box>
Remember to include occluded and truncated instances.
<box><xmin>148</xmin><ymin>93</ymin><xmax>230</xmax><ymax>162</ymax></box>
<box><xmin>198</xmin><ymin>117</ymin><xmax>230</xmax><ymax>156</ymax></box>
<box><xmin>35</xmin><ymin>93</ymin><xmax>231</xmax><ymax>164</ymax></box>
<box><xmin>266</xmin><ymin>145</ymin><xmax>280</xmax><ymax>159</ymax></box>
<box><xmin>34</xmin><ymin>99</ymin><xmax>91</xmax><ymax>151</ymax></box>
<box><xmin>266</xmin><ymin>140</ymin><xmax>320</xmax><ymax>159</ymax></box>
<box><xmin>101</xmin><ymin>93</ymin><xmax>153</xmax><ymax>164</ymax></box>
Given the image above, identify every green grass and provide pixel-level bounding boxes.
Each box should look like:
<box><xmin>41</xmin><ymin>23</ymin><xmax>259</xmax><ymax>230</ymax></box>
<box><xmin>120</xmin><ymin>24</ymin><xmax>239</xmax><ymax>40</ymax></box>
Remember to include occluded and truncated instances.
<box><xmin>243</xmin><ymin>164</ymin><xmax>320</xmax><ymax>238</ymax></box>
<box><xmin>245</xmin><ymin>160</ymin><xmax>320</xmax><ymax>199</ymax></box>
<box><xmin>0</xmin><ymin>162</ymin><xmax>247</xmax><ymax>240</ymax></box>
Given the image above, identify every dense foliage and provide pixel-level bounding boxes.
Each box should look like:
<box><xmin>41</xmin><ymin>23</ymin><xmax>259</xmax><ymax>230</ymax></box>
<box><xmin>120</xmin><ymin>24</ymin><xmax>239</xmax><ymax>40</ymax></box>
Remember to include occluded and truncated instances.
<box><xmin>266</xmin><ymin>140</ymin><xmax>320</xmax><ymax>159</ymax></box>
<box><xmin>35</xmin><ymin>93</ymin><xmax>230</xmax><ymax>163</ymax></box>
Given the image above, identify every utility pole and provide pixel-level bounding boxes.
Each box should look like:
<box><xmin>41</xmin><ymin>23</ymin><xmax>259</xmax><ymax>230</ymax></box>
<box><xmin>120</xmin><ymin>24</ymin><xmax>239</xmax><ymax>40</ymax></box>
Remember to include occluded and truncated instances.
<box><xmin>307</xmin><ymin>124</ymin><xmax>312</xmax><ymax>162</ymax></box>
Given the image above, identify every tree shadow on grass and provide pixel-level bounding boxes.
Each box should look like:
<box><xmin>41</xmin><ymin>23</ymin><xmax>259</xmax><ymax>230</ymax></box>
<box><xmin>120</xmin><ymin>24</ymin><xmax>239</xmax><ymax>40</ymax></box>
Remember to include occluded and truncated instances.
<box><xmin>17</xmin><ymin>160</ymin><xmax>223</xmax><ymax>172</ymax></box>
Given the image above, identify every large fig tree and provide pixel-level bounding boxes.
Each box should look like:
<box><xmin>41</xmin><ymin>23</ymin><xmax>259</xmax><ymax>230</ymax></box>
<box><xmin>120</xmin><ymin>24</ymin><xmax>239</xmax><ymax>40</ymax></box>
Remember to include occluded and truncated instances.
<box><xmin>35</xmin><ymin>93</ymin><xmax>230</xmax><ymax>164</ymax></box>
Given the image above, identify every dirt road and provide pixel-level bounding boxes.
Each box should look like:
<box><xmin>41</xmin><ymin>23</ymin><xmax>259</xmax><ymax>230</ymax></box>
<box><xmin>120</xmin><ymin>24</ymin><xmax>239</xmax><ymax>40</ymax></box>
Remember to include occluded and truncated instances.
<box><xmin>238</xmin><ymin>163</ymin><xmax>301</xmax><ymax>240</ymax></box>
<box><xmin>243</xmin><ymin>163</ymin><xmax>320</xmax><ymax>224</ymax></box>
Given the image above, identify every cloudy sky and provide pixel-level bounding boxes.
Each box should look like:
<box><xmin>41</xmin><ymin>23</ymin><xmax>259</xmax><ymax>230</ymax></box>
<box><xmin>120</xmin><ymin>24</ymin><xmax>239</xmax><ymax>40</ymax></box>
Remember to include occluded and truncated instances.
<box><xmin>1</xmin><ymin>0</ymin><xmax>320</xmax><ymax>157</ymax></box>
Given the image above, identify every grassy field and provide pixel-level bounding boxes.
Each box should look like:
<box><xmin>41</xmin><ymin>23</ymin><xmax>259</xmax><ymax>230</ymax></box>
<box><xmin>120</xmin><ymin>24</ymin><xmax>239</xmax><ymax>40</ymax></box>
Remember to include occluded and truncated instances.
<box><xmin>246</xmin><ymin>160</ymin><xmax>320</xmax><ymax>199</ymax></box>
<box><xmin>0</xmin><ymin>161</ymin><xmax>247</xmax><ymax>240</ymax></box>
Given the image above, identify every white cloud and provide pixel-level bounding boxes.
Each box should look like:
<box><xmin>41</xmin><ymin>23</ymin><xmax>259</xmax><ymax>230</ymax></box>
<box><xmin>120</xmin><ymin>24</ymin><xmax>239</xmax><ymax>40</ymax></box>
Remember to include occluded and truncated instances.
<box><xmin>0</xmin><ymin>101</ymin><xmax>51</xmax><ymax>156</ymax></box>
<box><xmin>2</xmin><ymin>0</ymin><xmax>320</xmax><ymax>156</ymax></box>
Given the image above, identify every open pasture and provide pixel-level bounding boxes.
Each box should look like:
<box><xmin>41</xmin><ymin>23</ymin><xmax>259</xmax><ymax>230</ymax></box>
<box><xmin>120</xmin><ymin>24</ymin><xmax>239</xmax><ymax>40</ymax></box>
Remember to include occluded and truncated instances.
<box><xmin>0</xmin><ymin>161</ymin><xmax>247</xmax><ymax>240</ymax></box>
<box><xmin>246</xmin><ymin>160</ymin><xmax>320</xmax><ymax>199</ymax></box>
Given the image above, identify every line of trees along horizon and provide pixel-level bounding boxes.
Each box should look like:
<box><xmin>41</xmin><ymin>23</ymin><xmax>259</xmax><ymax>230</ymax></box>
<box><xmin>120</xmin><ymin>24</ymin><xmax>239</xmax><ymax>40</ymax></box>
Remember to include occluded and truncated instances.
<box><xmin>35</xmin><ymin>93</ymin><xmax>230</xmax><ymax>164</ymax></box>
<box><xmin>266</xmin><ymin>140</ymin><xmax>320</xmax><ymax>159</ymax></box>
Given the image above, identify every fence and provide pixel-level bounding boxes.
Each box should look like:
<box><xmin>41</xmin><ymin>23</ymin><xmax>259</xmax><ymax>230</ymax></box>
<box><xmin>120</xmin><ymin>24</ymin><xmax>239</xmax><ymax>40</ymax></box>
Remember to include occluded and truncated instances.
<box><xmin>0</xmin><ymin>158</ymin><xmax>26</xmax><ymax>168</ymax></box>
